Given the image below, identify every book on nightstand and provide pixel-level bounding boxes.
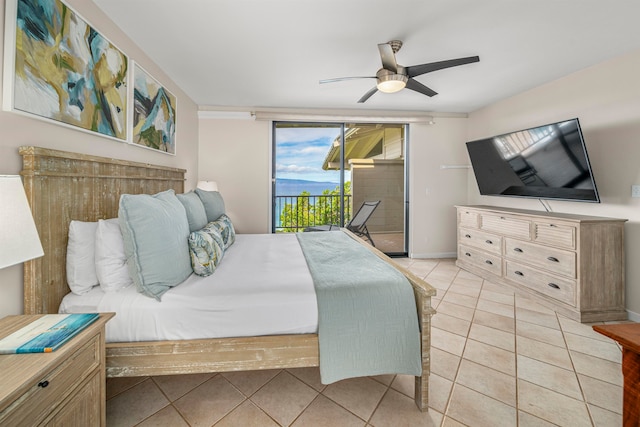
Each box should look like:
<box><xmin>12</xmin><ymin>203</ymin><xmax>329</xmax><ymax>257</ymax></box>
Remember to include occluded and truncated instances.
<box><xmin>0</xmin><ymin>313</ymin><xmax>99</xmax><ymax>354</ymax></box>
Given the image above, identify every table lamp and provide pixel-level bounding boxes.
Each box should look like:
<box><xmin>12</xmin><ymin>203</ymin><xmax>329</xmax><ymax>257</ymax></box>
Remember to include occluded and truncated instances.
<box><xmin>197</xmin><ymin>181</ymin><xmax>218</xmax><ymax>192</ymax></box>
<box><xmin>0</xmin><ymin>175</ymin><xmax>44</xmax><ymax>269</ymax></box>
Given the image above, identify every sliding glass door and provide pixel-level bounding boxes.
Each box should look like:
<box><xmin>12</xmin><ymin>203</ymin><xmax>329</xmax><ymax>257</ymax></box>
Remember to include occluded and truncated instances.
<box><xmin>272</xmin><ymin>121</ymin><xmax>408</xmax><ymax>255</ymax></box>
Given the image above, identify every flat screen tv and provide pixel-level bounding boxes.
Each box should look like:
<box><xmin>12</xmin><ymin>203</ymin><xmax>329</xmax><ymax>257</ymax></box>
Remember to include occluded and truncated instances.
<box><xmin>466</xmin><ymin>118</ymin><xmax>600</xmax><ymax>202</ymax></box>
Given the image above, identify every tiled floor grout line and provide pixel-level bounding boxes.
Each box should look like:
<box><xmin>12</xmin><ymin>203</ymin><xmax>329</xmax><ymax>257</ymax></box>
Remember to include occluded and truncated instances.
<box><xmin>511</xmin><ymin>284</ymin><xmax>520</xmax><ymax>427</ymax></box>
<box><xmin>436</xmin><ymin>267</ymin><xmax>484</xmax><ymax>427</ymax></box>
<box><xmin>434</xmin><ymin>272</ymin><xmax>458</xmax><ymax>427</ymax></box>
<box><xmin>556</xmin><ymin>312</ymin><xmax>598</xmax><ymax>427</ymax></box>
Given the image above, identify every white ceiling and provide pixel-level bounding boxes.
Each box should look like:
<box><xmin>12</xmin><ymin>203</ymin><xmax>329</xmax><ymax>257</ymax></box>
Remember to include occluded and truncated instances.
<box><xmin>92</xmin><ymin>0</ymin><xmax>640</xmax><ymax>114</ymax></box>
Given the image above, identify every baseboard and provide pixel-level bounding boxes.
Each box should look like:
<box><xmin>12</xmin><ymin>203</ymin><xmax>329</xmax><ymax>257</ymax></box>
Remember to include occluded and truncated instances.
<box><xmin>409</xmin><ymin>252</ymin><xmax>456</xmax><ymax>259</ymax></box>
<box><xmin>626</xmin><ymin>310</ymin><xmax>640</xmax><ymax>323</ymax></box>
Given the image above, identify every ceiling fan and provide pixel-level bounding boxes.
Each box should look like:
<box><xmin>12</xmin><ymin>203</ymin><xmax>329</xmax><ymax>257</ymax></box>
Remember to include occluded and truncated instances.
<box><xmin>320</xmin><ymin>40</ymin><xmax>479</xmax><ymax>103</ymax></box>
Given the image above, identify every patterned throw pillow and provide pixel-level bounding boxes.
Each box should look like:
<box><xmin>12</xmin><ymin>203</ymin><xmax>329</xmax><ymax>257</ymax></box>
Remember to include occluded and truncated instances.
<box><xmin>188</xmin><ymin>225</ymin><xmax>225</xmax><ymax>276</ymax></box>
<box><xmin>208</xmin><ymin>214</ymin><xmax>236</xmax><ymax>249</ymax></box>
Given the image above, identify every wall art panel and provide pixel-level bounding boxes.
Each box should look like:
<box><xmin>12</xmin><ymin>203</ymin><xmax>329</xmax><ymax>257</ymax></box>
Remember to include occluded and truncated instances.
<box><xmin>3</xmin><ymin>0</ymin><xmax>129</xmax><ymax>140</ymax></box>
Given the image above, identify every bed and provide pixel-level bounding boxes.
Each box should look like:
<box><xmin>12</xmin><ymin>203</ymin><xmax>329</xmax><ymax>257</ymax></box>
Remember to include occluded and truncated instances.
<box><xmin>19</xmin><ymin>146</ymin><xmax>436</xmax><ymax>411</ymax></box>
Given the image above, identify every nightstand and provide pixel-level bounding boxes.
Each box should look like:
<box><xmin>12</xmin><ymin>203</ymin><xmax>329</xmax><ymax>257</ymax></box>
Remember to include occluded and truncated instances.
<box><xmin>0</xmin><ymin>313</ymin><xmax>114</xmax><ymax>426</ymax></box>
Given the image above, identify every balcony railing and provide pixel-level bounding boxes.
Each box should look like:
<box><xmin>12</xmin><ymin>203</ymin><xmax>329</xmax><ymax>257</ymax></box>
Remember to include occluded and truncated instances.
<box><xmin>274</xmin><ymin>194</ymin><xmax>352</xmax><ymax>232</ymax></box>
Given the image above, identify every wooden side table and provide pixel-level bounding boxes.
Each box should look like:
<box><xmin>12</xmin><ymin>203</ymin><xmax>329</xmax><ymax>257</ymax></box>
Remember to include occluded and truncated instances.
<box><xmin>593</xmin><ymin>323</ymin><xmax>640</xmax><ymax>427</ymax></box>
<box><xmin>0</xmin><ymin>313</ymin><xmax>114</xmax><ymax>426</ymax></box>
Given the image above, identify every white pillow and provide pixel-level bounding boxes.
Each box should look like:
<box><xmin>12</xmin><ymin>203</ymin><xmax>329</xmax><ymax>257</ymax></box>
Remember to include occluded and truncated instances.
<box><xmin>66</xmin><ymin>220</ymin><xmax>99</xmax><ymax>295</ymax></box>
<box><xmin>95</xmin><ymin>218</ymin><xmax>133</xmax><ymax>292</ymax></box>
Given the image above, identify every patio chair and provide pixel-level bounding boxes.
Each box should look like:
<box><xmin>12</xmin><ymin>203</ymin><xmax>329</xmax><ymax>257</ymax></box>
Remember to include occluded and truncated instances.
<box><xmin>305</xmin><ymin>200</ymin><xmax>381</xmax><ymax>246</ymax></box>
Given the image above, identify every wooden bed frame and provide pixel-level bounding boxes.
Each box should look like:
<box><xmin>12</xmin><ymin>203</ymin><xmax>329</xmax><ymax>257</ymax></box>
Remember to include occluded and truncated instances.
<box><xmin>19</xmin><ymin>146</ymin><xmax>436</xmax><ymax>411</ymax></box>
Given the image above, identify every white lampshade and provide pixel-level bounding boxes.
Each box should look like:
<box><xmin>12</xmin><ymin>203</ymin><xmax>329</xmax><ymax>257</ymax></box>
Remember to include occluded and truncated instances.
<box><xmin>0</xmin><ymin>176</ymin><xmax>44</xmax><ymax>269</ymax></box>
<box><xmin>376</xmin><ymin>72</ymin><xmax>408</xmax><ymax>93</ymax></box>
<box><xmin>197</xmin><ymin>181</ymin><xmax>218</xmax><ymax>192</ymax></box>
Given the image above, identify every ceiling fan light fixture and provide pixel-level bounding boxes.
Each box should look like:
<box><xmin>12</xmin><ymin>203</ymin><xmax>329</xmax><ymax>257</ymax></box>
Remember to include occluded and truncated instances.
<box><xmin>377</xmin><ymin>73</ymin><xmax>408</xmax><ymax>93</ymax></box>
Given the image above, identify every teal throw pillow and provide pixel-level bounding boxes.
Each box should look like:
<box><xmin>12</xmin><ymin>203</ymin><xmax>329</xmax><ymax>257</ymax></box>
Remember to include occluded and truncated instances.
<box><xmin>118</xmin><ymin>189</ymin><xmax>192</xmax><ymax>300</ymax></box>
<box><xmin>176</xmin><ymin>191</ymin><xmax>208</xmax><ymax>232</ymax></box>
<box><xmin>195</xmin><ymin>188</ymin><xmax>225</xmax><ymax>222</ymax></box>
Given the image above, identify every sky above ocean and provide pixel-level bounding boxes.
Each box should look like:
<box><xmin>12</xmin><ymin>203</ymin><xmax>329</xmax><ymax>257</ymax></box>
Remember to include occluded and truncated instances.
<box><xmin>275</xmin><ymin>126</ymin><xmax>350</xmax><ymax>183</ymax></box>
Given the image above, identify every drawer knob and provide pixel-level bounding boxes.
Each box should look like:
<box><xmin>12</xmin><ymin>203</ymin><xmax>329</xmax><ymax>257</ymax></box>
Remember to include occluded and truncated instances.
<box><xmin>465</xmin><ymin>234</ymin><xmax>471</xmax><ymax>238</ymax></box>
<box><xmin>485</xmin><ymin>240</ymin><xmax>493</xmax><ymax>244</ymax></box>
<box><xmin>548</xmin><ymin>283</ymin><xmax>560</xmax><ymax>289</ymax></box>
<box><xmin>514</xmin><ymin>248</ymin><xmax>523</xmax><ymax>253</ymax></box>
<box><xmin>38</xmin><ymin>380</ymin><xmax>49</xmax><ymax>388</ymax></box>
<box><xmin>547</xmin><ymin>256</ymin><xmax>559</xmax><ymax>262</ymax></box>
<box><xmin>465</xmin><ymin>252</ymin><xmax>471</xmax><ymax>257</ymax></box>
<box><xmin>485</xmin><ymin>260</ymin><xmax>493</xmax><ymax>265</ymax></box>
<box><xmin>515</xmin><ymin>271</ymin><xmax>524</xmax><ymax>276</ymax></box>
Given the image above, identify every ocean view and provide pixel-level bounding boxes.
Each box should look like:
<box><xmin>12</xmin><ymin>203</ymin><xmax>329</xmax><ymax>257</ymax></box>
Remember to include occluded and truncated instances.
<box><xmin>275</xmin><ymin>178</ymin><xmax>339</xmax><ymax>196</ymax></box>
<box><xmin>274</xmin><ymin>178</ymin><xmax>344</xmax><ymax>229</ymax></box>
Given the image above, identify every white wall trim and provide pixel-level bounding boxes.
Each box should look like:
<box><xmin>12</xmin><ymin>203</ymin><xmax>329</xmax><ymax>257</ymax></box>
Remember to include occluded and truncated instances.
<box><xmin>409</xmin><ymin>252</ymin><xmax>457</xmax><ymax>259</ymax></box>
<box><xmin>626</xmin><ymin>310</ymin><xmax>640</xmax><ymax>322</ymax></box>
<box><xmin>198</xmin><ymin>111</ymin><xmax>254</xmax><ymax>120</ymax></box>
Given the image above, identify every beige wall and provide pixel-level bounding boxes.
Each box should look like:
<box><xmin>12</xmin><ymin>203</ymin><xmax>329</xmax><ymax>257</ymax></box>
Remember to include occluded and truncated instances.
<box><xmin>409</xmin><ymin>119</ymin><xmax>470</xmax><ymax>258</ymax></box>
<box><xmin>198</xmin><ymin>117</ymin><xmax>271</xmax><ymax>233</ymax></box>
<box><xmin>198</xmin><ymin>116</ymin><xmax>470</xmax><ymax>258</ymax></box>
<box><xmin>466</xmin><ymin>48</ymin><xmax>640</xmax><ymax>318</ymax></box>
<box><xmin>0</xmin><ymin>0</ymin><xmax>200</xmax><ymax>317</ymax></box>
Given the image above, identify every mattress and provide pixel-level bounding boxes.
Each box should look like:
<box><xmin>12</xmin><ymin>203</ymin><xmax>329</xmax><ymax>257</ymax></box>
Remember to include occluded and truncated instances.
<box><xmin>59</xmin><ymin>233</ymin><xmax>318</xmax><ymax>342</ymax></box>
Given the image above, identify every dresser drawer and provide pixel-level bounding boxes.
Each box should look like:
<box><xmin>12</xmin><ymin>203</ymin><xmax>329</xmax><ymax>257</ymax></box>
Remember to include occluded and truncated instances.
<box><xmin>533</xmin><ymin>221</ymin><xmax>576</xmax><ymax>249</ymax></box>
<box><xmin>458</xmin><ymin>244</ymin><xmax>502</xmax><ymax>276</ymax></box>
<box><xmin>459</xmin><ymin>227</ymin><xmax>502</xmax><ymax>255</ymax></box>
<box><xmin>459</xmin><ymin>209</ymin><xmax>480</xmax><ymax>228</ymax></box>
<box><xmin>0</xmin><ymin>335</ymin><xmax>100</xmax><ymax>426</ymax></box>
<box><xmin>505</xmin><ymin>261</ymin><xmax>576</xmax><ymax>306</ymax></box>
<box><xmin>481</xmin><ymin>214</ymin><xmax>531</xmax><ymax>239</ymax></box>
<box><xmin>504</xmin><ymin>238</ymin><xmax>576</xmax><ymax>278</ymax></box>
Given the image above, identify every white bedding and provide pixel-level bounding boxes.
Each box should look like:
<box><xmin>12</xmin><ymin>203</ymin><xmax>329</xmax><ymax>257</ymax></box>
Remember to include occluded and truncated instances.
<box><xmin>59</xmin><ymin>234</ymin><xmax>318</xmax><ymax>342</ymax></box>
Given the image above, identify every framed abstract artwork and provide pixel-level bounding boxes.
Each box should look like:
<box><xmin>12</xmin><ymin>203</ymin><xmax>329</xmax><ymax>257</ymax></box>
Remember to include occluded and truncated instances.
<box><xmin>2</xmin><ymin>0</ymin><xmax>128</xmax><ymax>141</ymax></box>
<box><xmin>132</xmin><ymin>62</ymin><xmax>177</xmax><ymax>154</ymax></box>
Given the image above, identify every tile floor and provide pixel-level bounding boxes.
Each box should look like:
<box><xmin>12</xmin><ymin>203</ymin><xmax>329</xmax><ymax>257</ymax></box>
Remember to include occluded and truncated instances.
<box><xmin>106</xmin><ymin>259</ymin><xmax>626</xmax><ymax>426</ymax></box>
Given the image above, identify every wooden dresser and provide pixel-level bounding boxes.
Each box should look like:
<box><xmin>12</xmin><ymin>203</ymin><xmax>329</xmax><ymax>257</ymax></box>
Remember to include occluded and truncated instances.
<box><xmin>455</xmin><ymin>205</ymin><xmax>627</xmax><ymax>322</ymax></box>
<box><xmin>0</xmin><ymin>313</ymin><xmax>113</xmax><ymax>426</ymax></box>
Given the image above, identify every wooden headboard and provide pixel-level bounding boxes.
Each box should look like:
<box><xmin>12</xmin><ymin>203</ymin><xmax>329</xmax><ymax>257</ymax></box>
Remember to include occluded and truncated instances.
<box><xmin>19</xmin><ymin>146</ymin><xmax>186</xmax><ymax>315</ymax></box>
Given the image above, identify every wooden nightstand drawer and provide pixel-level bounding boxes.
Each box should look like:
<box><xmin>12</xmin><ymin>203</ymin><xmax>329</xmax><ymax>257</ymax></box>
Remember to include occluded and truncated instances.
<box><xmin>0</xmin><ymin>335</ymin><xmax>100</xmax><ymax>426</ymax></box>
<box><xmin>48</xmin><ymin>371</ymin><xmax>101</xmax><ymax>426</ymax></box>
<box><xmin>505</xmin><ymin>238</ymin><xmax>576</xmax><ymax>278</ymax></box>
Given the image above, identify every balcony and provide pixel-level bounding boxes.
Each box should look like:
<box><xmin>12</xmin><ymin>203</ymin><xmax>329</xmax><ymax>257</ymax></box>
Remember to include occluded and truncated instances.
<box><xmin>274</xmin><ymin>193</ymin><xmax>404</xmax><ymax>254</ymax></box>
<box><xmin>274</xmin><ymin>194</ymin><xmax>352</xmax><ymax>233</ymax></box>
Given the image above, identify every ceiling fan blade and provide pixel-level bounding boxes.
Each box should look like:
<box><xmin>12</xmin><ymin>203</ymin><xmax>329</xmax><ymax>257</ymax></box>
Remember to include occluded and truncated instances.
<box><xmin>406</xmin><ymin>56</ymin><xmax>480</xmax><ymax>78</ymax></box>
<box><xmin>406</xmin><ymin>78</ymin><xmax>438</xmax><ymax>97</ymax></box>
<box><xmin>357</xmin><ymin>87</ymin><xmax>378</xmax><ymax>103</ymax></box>
<box><xmin>319</xmin><ymin>76</ymin><xmax>376</xmax><ymax>84</ymax></box>
<box><xmin>378</xmin><ymin>43</ymin><xmax>398</xmax><ymax>73</ymax></box>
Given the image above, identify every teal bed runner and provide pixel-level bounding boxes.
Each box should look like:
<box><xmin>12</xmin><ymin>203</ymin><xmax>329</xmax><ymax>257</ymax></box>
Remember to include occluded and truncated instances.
<box><xmin>296</xmin><ymin>231</ymin><xmax>421</xmax><ymax>384</ymax></box>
